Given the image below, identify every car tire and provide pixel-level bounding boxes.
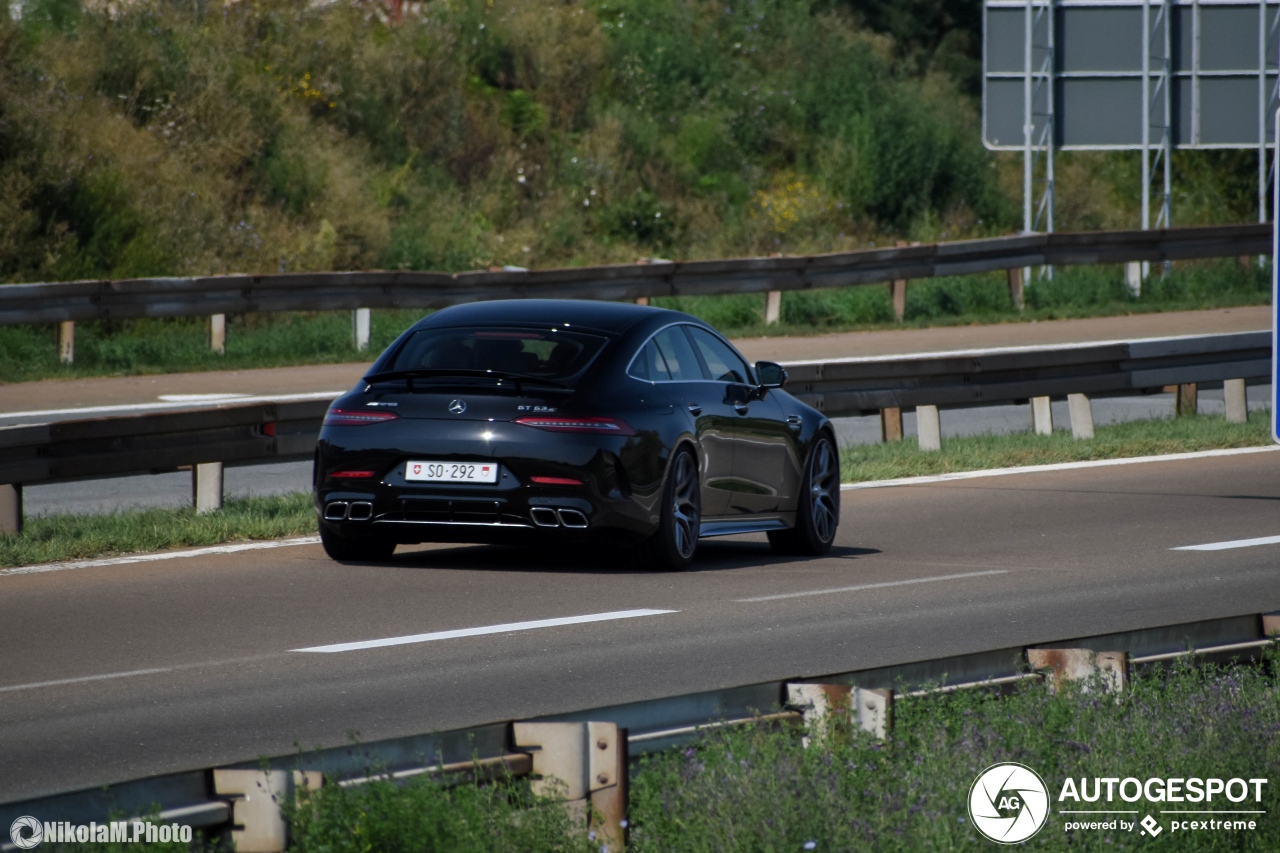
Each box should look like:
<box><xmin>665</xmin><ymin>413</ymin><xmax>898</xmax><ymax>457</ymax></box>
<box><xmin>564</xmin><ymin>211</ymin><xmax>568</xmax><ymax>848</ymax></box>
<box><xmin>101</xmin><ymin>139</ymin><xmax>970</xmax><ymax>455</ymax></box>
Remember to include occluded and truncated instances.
<box><xmin>768</xmin><ymin>432</ymin><xmax>839</xmax><ymax>556</ymax></box>
<box><xmin>319</xmin><ymin>522</ymin><xmax>396</xmax><ymax>562</ymax></box>
<box><xmin>637</xmin><ymin>447</ymin><xmax>701</xmax><ymax>571</ymax></box>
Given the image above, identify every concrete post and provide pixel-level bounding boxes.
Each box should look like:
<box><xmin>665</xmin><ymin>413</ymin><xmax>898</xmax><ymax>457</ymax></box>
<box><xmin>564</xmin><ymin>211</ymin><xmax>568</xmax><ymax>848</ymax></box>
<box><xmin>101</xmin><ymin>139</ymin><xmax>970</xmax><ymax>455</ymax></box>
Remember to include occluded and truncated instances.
<box><xmin>1125</xmin><ymin>261</ymin><xmax>1142</xmax><ymax>297</ymax></box>
<box><xmin>764</xmin><ymin>290</ymin><xmax>782</xmax><ymax>325</ymax></box>
<box><xmin>352</xmin><ymin>308</ymin><xmax>371</xmax><ymax>352</ymax></box>
<box><xmin>0</xmin><ymin>484</ymin><xmax>22</xmax><ymax>536</ymax></box>
<box><xmin>1027</xmin><ymin>648</ymin><xmax>1128</xmax><ymax>694</ymax></box>
<box><xmin>1067</xmin><ymin>393</ymin><xmax>1094</xmax><ymax>440</ymax></box>
<box><xmin>890</xmin><ymin>278</ymin><xmax>907</xmax><ymax>322</ymax></box>
<box><xmin>1224</xmin><ymin>379</ymin><xmax>1248</xmax><ymax>424</ymax></box>
<box><xmin>1006</xmin><ymin>267</ymin><xmax>1024</xmax><ymax>311</ymax></box>
<box><xmin>1030</xmin><ymin>396</ymin><xmax>1053</xmax><ymax>435</ymax></box>
<box><xmin>513</xmin><ymin>721</ymin><xmax>627</xmax><ymax>850</ymax></box>
<box><xmin>212</xmin><ymin>769</ymin><xmax>322</xmax><ymax>853</ymax></box>
<box><xmin>57</xmin><ymin>321</ymin><xmax>75</xmax><ymax>365</ymax></box>
<box><xmin>210</xmin><ymin>314</ymin><xmax>226</xmax><ymax>355</ymax></box>
<box><xmin>1176</xmin><ymin>383</ymin><xmax>1198</xmax><ymax>417</ymax></box>
<box><xmin>880</xmin><ymin>407</ymin><xmax>903</xmax><ymax>443</ymax></box>
<box><xmin>854</xmin><ymin>687</ymin><xmax>893</xmax><ymax>740</ymax></box>
<box><xmin>916</xmin><ymin>405</ymin><xmax>942</xmax><ymax>452</ymax></box>
<box><xmin>193</xmin><ymin>463</ymin><xmax>224</xmax><ymax>514</ymax></box>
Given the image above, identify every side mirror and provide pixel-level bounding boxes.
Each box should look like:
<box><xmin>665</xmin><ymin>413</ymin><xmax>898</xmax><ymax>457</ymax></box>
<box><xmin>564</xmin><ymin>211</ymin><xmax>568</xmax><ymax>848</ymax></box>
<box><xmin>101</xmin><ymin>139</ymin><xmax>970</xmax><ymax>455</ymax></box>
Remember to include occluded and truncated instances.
<box><xmin>755</xmin><ymin>361</ymin><xmax>787</xmax><ymax>389</ymax></box>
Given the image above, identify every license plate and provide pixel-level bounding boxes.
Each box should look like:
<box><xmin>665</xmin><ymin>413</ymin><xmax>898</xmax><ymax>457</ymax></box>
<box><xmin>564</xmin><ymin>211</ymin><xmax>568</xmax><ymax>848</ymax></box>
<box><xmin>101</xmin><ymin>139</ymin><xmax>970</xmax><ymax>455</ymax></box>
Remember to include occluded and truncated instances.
<box><xmin>405</xmin><ymin>461</ymin><xmax>498</xmax><ymax>483</ymax></box>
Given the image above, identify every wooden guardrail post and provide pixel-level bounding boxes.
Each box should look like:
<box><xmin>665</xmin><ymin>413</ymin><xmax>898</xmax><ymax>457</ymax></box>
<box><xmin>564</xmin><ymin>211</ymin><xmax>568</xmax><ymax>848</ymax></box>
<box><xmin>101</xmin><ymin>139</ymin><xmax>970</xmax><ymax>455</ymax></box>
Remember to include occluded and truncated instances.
<box><xmin>634</xmin><ymin>297</ymin><xmax>650</xmax><ymax>306</ymax></box>
<box><xmin>193</xmin><ymin>463</ymin><xmax>224</xmax><ymax>514</ymax></box>
<box><xmin>1067</xmin><ymin>393</ymin><xmax>1094</xmax><ymax>439</ymax></box>
<box><xmin>1027</xmin><ymin>649</ymin><xmax>1128</xmax><ymax>694</ymax></box>
<box><xmin>880</xmin><ymin>407</ymin><xmax>903</xmax><ymax>443</ymax></box>
<box><xmin>57</xmin><ymin>321</ymin><xmax>75</xmax><ymax>364</ymax></box>
<box><xmin>1006</xmin><ymin>267</ymin><xmax>1024</xmax><ymax>311</ymax></box>
<box><xmin>1224</xmin><ymin>378</ymin><xmax>1248</xmax><ymax>423</ymax></box>
<box><xmin>513</xmin><ymin>721</ymin><xmax>627</xmax><ymax>849</ymax></box>
<box><xmin>352</xmin><ymin>308</ymin><xmax>371</xmax><ymax>352</ymax></box>
<box><xmin>1031</xmin><ymin>396</ymin><xmax>1053</xmax><ymax>435</ymax></box>
<box><xmin>916</xmin><ymin>405</ymin><xmax>941</xmax><ymax>451</ymax></box>
<box><xmin>1176</xmin><ymin>383</ymin><xmax>1198</xmax><ymax>417</ymax></box>
<box><xmin>210</xmin><ymin>314</ymin><xmax>226</xmax><ymax>355</ymax></box>
<box><xmin>0</xmin><ymin>484</ymin><xmax>21</xmax><ymax>536</ymax></box>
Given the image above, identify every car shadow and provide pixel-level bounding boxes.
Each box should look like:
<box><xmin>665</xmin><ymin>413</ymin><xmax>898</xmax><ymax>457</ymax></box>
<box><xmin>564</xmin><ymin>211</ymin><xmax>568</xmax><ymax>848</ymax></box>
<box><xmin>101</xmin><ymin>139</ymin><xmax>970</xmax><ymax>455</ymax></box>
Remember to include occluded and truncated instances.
<box><xmin>381</xmin><ymin>541</ymin><xmax>879</xmax><ymax>574</ymax></box>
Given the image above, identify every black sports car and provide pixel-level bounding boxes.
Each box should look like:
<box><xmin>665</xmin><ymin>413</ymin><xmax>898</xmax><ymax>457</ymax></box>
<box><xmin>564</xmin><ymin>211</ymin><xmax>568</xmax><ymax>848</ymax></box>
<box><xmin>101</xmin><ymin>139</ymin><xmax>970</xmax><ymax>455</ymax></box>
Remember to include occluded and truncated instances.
<box><xmin>314</xmin><ymin>299</ymin><xmax>840</xmax><ymax>569</ymax></box>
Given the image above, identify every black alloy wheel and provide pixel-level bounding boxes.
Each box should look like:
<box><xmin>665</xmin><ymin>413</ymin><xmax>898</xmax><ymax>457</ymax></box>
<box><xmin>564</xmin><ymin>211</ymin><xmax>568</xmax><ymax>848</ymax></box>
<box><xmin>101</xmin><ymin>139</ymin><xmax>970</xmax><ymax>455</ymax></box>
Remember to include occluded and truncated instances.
<box><xmin>319</xmin><ymin>522</ymin><xmax>397</xmax><ymax>562</ymax></box>
<box><xmin>769</xmin><ymin>433</ymin><xmax>840</xmax><ymax>556</ymax></box>
<box><xmin>639</xmin><ymin>447</ymin><xmax>702</xmax><ymax>571</ymax></box>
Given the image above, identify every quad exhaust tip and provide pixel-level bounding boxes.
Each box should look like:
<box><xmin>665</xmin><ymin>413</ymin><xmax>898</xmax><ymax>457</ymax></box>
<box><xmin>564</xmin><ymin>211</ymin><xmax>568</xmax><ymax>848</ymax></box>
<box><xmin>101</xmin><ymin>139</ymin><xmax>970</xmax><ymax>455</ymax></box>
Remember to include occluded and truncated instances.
<box><xmin>557</xmin><ymin>508</ymin><xmax>589</xmax><ymax>529</ymax></box>
<box><xmin>530</xmin><ymin>507</ymin><xmax>590</xmax><ymax>528</ymax></box>
<box><xmin>530</xmin><ymin>507</ymin><xmax>560</xmax><ymax>528</ymax></box>
<box><xmin>325</xmin><ymin>501</ymin><xmax>373</xmax><ymax>522</ymax></box>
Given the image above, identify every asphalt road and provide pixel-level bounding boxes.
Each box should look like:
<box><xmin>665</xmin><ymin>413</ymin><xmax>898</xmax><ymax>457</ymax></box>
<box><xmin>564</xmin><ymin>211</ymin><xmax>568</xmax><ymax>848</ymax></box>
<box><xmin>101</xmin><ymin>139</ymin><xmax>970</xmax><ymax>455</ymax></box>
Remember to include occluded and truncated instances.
<box><xmin>2</xmin><ymin>450</ymin><xmax>1279</xmax><ymax>802</ymax></box>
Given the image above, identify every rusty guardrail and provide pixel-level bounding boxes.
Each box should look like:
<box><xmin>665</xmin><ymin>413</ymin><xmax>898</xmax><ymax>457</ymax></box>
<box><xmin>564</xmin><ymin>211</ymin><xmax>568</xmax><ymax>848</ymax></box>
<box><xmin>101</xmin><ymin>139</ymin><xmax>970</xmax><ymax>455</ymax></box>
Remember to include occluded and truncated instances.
<box><xmin>1</xmin><ymin>224</ymin><xmax>1268</xmax><ymax>326</ymax></box>
<box><xmin>2</xmin><ymin>222</ymin><xmax>1271</xmax><ymax>359</ymax></box>
<box><xmin>1</xmin><ymin>611</ymin><xmax>1275</xmax><ymax>852</ymax></box>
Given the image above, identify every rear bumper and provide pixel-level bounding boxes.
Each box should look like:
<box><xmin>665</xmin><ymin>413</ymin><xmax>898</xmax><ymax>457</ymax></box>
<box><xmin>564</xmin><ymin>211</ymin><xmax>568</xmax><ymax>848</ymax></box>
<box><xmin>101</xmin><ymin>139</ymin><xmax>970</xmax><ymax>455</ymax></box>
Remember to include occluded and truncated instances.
<box><xmin>315</xmin><ymin>421</ymin><xmax>662</xmax><ymax>543</ymax></box>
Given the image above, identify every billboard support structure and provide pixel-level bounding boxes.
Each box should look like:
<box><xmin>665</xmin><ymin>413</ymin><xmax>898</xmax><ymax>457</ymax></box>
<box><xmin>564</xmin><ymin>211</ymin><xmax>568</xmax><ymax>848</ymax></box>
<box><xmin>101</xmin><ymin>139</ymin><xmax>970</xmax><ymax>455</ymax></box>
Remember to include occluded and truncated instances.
<box><xmin>1142</xmin><ymin>0</ymin><xmax>1175</xmax><ymax>277</ymax></box>
<box><xmin>987</xmin><ymin>0</ymin><xmax>1280</xmax><ymax>251</ymax></box>
<box><xmin>1023</xmin><ymin>0</ymin><xmax>1056</xmax><ymax>282</ymax></box>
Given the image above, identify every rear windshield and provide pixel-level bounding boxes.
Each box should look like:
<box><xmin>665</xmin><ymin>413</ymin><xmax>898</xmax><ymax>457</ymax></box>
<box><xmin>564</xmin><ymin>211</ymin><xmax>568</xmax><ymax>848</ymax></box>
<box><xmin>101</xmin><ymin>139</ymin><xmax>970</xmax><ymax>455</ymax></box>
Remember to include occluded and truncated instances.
<box><xmin>388</xmin><ymin>327</ymin><xmax>609</xmax><ymax>381</ymax></box>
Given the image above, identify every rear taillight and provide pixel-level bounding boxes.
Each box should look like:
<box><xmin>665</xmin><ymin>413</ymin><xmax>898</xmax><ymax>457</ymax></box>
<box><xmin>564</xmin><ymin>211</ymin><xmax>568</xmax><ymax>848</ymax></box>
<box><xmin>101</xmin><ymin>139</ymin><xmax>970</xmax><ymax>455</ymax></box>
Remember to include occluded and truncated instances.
<box><xmin>513</xmin><ymin>416</ymin><xmax>636</xmax><ymax>436</ymax></box>
<box><xmin>324</xmin><ymin>409</ymin><xmax>400</xmax><ymax>426</ymax></box>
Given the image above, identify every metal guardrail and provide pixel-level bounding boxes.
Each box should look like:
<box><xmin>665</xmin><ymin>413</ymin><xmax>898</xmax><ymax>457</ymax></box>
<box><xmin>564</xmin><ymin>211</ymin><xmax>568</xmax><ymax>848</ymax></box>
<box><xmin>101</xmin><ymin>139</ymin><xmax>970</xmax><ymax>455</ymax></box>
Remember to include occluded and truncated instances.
<box><xmin>0</xmin><ymin>224</ymin><xmax>1270</xmax><ymax>325</ymax></box>
<box><xmin>784</xmin><ymin>330</ymin><xmax>1272</xmax><ymax>415</ymax></box>
<box><xmin>0</xmin><ymin>401</ymin><xmax>327</xmax><ymax>486</ymax></box>
<box><xmin>1</xmin><ymin>610</ymin><xmax>1275</xmax><ymax>850</ymax></box>
<box><xmin>0</xmin><ymin>331</ymin><xmax>1267</xmax><ymax>494</ymax></box>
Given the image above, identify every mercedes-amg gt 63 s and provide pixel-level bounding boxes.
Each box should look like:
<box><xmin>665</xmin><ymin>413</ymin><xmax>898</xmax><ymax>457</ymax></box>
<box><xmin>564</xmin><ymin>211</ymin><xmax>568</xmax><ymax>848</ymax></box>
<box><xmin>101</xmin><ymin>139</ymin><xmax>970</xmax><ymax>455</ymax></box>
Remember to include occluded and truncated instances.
<box><xmin>314</xmin><ymin>299</ymin><xmax>840</xmax><ymax>569</ymax></box>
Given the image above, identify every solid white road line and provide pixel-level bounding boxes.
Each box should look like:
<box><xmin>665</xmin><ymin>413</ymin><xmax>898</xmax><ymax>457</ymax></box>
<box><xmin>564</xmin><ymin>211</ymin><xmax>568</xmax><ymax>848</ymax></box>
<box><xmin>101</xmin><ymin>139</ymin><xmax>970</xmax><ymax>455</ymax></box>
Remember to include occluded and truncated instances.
<box><xmin>842</xmin><ymin>446</ymin><xmax>1280</xmax><ymax>491</ymax></box>
<box><xmin>0</xmin><ymin>536</ymin><xmax>321</xmax><ymax>578</ymax></box>
<box><xmin>1171</xmin><ymin>534</ymin><xmax>1280</xmax><ymax>551</ymax></box>
<box><xmin>735</xmin><ymin>569</ymin><xmax>1008</xmax><ymax>603</ymax></box>
<box><xmin>0</xmin><ymin>391</ymin><xmax>344</xmax><ymax>422</ymax></box>
<box><xmin>0</xmin><ymin>668</ymin><xmax>169</xmax><ymax>694</ymax></box>
<box><xmin>293</xmin><ymin>609</ymin><xmax>678</xmax><ymax>653</ymax></box>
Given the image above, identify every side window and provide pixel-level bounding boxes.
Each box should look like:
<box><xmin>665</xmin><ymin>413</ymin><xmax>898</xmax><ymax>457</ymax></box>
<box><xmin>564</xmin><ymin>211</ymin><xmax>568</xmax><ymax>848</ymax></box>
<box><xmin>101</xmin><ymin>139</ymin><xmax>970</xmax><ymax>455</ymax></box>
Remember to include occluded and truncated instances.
<box><xmin>628</xmin><ymin>340</ymin><xmax>671</xmax><ymax>381</ymax></box>
<box><xmin>686</xmin><ymin>327</ymin><xmax>752</xmax><ymax>384</ymax></box>
<box><xmin>650</xmin><ymin>327</ymin><xmax>702</xmax><ymax>381</ymax></box>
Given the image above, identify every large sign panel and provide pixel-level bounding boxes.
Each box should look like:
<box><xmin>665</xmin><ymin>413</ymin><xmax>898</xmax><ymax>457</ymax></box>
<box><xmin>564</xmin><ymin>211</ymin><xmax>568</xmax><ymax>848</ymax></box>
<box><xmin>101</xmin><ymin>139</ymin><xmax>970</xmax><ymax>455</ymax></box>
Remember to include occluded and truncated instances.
<box><xmin>985</xmin><ymin>0</ymin><xmax>1280</xmax><ymax>150</ymax></box>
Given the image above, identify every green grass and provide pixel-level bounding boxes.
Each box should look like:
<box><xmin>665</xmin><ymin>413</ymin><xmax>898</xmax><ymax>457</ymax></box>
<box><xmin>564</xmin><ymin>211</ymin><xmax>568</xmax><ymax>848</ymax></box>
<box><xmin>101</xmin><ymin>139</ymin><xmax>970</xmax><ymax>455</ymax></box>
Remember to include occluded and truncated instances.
<box><xmin>0</xmin><ymin>493</ymin><xmax>316</xmax><ymax>568</ymax></box>
<box><xmin>251</xmin><ymin>653</ymin><xmax>1278</xmax><ymax>853</ymax></box>
<box><xmin>840</xmin><ymin>410</ymin><xmax>1274</xmax><ymax>483</ymax></box>
<box><xmin>3</xmin><ymin>411</ymin><xmax>1270</xmax><ymax>568</ymax></box>
<box><xmin>626</xmin><ymin>654</ymin><xmax>1280</xmax><ymax>851</ymax></box>
<box><xmin>0</xmin><ymin>260</ymin><xmax>1268</xmax><ymax>383</ymax></box>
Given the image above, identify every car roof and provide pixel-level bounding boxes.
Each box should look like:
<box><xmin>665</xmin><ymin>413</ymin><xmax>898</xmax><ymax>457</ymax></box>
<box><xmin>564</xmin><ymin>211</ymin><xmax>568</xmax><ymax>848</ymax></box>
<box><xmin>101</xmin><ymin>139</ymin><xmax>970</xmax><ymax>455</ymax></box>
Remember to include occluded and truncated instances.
<box><xmin>414</xmin><ymin>299</ymin><xmax>702</xmax><ymax>336</ymax></box>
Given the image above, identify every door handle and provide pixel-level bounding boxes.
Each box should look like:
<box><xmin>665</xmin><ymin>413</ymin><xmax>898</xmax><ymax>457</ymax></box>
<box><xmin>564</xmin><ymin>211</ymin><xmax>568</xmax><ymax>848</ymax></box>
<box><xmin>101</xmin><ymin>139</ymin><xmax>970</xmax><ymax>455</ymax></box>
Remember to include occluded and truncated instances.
<box><xmin>786</xmin><ymin>414</ymin><xmax>803</xmax><ymax>425</ymax></box>
<box><xmin>687</xmin><ymin>403</ymin><xmax>703</xmax><ymax>415</ymax></box>
<box><xmin>733</xmin><ymin>403</ymin><xmax>749</xmax><ymax>415</ymax></box>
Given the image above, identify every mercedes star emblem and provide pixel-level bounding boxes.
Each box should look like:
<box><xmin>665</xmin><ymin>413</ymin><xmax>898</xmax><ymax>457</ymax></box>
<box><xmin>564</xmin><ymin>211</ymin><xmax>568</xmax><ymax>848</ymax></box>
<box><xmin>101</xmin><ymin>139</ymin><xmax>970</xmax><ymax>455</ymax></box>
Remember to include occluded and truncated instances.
<box><xmin>448</xmin><ymin>399</ymin><xmax>467</xmax><ymax>414</ymax></box>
